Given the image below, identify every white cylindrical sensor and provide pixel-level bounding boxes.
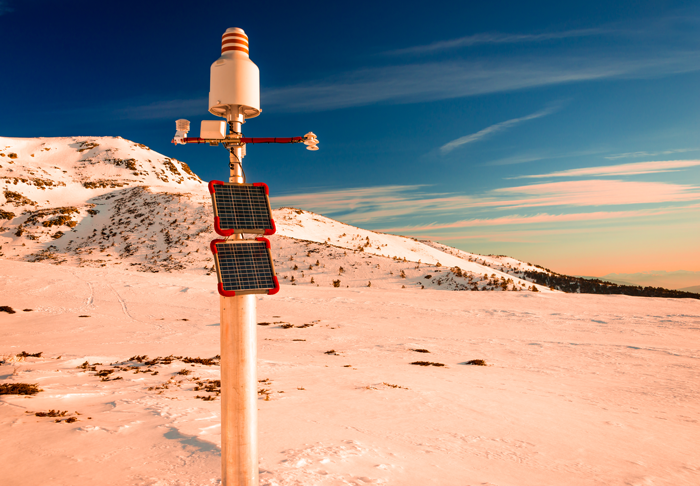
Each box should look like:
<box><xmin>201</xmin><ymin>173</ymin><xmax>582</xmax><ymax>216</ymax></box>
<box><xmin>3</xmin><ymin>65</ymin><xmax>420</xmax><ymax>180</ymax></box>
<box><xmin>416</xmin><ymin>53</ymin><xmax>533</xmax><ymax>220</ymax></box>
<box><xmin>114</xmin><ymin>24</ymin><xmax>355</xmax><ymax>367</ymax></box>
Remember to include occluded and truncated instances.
<box><xmin>209</xmin><ymin>27</ymin><xmax>261</xmax><ymax>120</ymax></box>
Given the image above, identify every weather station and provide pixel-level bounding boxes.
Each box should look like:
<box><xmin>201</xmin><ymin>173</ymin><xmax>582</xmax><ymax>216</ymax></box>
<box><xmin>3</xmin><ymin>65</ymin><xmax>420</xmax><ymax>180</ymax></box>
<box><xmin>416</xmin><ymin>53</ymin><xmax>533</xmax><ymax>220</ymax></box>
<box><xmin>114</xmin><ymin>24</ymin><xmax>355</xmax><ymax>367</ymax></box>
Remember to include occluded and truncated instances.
<box><xmin>171</xmin><ymin>27</ymin><xmax>319</xmax><ymax>486</ymax></box>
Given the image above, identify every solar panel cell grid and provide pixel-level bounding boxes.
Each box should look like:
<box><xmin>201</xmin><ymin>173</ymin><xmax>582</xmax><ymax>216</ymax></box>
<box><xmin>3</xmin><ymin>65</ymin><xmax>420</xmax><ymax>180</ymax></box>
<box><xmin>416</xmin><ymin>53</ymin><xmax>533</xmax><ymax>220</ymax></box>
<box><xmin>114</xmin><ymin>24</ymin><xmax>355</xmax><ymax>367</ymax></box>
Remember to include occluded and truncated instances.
<box><xmin>209</xmin><ymin>182</ymin><xmax>274</xmax><ymax>235</ymax></box>
<box><xmin>212</xmin><ymin>239</ymin><xmax>278</xmax><ymax>296</ymax></box>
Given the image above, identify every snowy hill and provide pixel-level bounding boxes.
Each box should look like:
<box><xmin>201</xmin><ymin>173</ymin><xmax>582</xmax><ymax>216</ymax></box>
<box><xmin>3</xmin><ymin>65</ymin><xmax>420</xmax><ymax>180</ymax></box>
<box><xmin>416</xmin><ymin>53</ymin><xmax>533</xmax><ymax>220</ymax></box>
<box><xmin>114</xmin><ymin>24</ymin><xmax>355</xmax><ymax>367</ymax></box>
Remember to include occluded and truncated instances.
<box><xmin>1</xmin><ymin>136</ymin><xmax>549</xmax><ymax>292</ymax></box>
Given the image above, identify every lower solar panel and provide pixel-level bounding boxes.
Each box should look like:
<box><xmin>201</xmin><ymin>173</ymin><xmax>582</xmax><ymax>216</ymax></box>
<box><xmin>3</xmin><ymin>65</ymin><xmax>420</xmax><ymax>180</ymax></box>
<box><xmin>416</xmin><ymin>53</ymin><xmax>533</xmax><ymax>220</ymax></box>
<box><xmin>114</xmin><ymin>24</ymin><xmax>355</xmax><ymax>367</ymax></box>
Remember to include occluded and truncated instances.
<box><xmin>210</xmin><ymin>238</ymin><xmax>279</xmax><ymax>297</ymax></box>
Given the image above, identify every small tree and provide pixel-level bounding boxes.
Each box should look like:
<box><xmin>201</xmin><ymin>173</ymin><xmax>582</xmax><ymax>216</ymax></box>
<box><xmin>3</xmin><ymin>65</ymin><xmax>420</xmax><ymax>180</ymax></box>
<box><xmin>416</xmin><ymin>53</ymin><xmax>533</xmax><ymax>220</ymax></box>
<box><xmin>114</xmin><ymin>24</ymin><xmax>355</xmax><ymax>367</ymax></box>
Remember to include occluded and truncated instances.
<box><xmin>400</xmin><ymin>270</ymin><xmax>406</xmax><ymax>279</ymax></box>
<box><xmin>367</xmin><ymin>281</ymin><xmax>372</xmax><ymax>287</ymax></box>
<box><xmin>332</xmin><ymin>279</ymin><xmax>341</xmax><ymax>288</ymax></box>
<box><xmin>338</xmin><ymin>266</ymin><xmax>344</xmax><ymax>275</ymax></box>
<box><xmin>310</xmin><ymin>277</ymin><xmax>315</xmax><ymax>284</ymax></box>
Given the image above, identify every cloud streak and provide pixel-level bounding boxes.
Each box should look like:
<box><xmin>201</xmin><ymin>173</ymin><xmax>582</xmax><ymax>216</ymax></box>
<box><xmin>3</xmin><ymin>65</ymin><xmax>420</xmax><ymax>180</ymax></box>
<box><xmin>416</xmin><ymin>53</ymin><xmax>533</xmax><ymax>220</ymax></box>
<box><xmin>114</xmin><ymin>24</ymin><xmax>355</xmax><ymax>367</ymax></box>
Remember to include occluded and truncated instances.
<box><xmin>271</xmin><ymin>185</ymin><xmax>472</xmax><ymax>224</ymax></box>
<box><xmin>482</xmin><ymin>148</ymin><xmax>607</xmax><ymax>167</ymax></box>
<box><xmin>260</xmin><ymin>50</ymin><xmax>700</xmax><ymax>112</ymax></box>
<box><xmin>493</xmin><ymin>180</ymin><xmax>700</xmax><ymax>208</ymax></box>
<box><xmin>439</xmin><ymin>105</ymin><xmax>560</xmax><ymax>154</ymax></box>
<box><xmin>270</xmin><ymin>178</ymin><xmax>700</xmax><ymax>226</ymax></box>
<box><xmin>0</xmin><ymin>1</ymin><xmax>13</xmax><ymax>15</ymax></box>
<box><xmin>604</xmin><ymin>148</ymin><xmax>698</xmax><ymax>160</ymax></box>
<box><xmin>385</xmin><ymin>29</ymin><xmax>605</xmax><ymax>56</ymax></box>
<box><xmin>513</xmin><ymin>160</ymin><xmax>700</xmax><ymax>179</ymax></box>
<box><xmin>272</xmin><ymin>184</ymin><xmax>428</xmax><ymax>212</ymax></box>
<box><xmin>106</xmin><ymin>22</ymin><xmax>700</xmax><ymax>118</ymax></box>
<box><xmin>377</xmin><ymin>206</ymin><xmax>689</xmax><ymax>233</ymax></box>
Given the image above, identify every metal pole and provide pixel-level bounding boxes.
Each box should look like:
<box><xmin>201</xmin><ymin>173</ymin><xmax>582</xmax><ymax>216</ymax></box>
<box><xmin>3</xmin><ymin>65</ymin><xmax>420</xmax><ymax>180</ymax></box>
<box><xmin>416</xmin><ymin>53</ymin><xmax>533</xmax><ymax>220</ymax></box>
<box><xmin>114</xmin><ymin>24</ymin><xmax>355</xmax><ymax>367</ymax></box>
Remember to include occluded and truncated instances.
<box><xmin>220</xmin><ymin>111</ymin><xmax>258</xmax><ymax>486</ymax></box>
<box><xmin>220</xmin><ymin>292</ymin><xmax>257</xmax><ymax>486</ymax></box>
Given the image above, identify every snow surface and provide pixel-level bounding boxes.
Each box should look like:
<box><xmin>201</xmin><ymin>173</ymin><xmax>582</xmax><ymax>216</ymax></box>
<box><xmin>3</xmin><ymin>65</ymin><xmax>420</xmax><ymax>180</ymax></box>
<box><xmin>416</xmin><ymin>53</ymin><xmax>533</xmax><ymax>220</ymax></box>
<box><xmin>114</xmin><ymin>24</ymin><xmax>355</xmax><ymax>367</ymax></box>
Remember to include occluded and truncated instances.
<box><xmin>2</xmin><ymin>260</ymin><xmax>699</xmax><ymax>485</ymax></box>
<box><xmin>2</xmin><ymin>137</ymin><xmax>700</xmax><ymax>485</ymax></box>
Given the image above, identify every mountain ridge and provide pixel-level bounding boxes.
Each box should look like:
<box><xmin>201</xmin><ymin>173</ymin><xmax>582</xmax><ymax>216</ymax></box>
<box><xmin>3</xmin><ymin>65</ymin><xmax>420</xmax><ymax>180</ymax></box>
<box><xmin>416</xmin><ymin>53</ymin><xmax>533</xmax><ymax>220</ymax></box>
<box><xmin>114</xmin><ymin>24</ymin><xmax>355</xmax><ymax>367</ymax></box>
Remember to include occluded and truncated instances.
<box><xmin>0</xmin><ymin>136</ymin><xmax>548</xmax><ymax>292</ymax></box>
<box><xmin>2</xmin><ymin>136</ymin><xmax>697</xmax><ymax>298</ymax></box>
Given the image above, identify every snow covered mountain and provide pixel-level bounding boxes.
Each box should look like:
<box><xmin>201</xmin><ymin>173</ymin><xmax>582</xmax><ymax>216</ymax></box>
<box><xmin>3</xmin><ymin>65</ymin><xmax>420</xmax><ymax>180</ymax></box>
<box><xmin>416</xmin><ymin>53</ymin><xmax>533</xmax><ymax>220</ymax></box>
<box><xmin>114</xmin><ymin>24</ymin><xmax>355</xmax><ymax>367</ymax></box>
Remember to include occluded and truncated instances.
<box><xmin>0</xmin><ymin>136</ymin><xmax>549</xmax><ymax>292</ymax></box>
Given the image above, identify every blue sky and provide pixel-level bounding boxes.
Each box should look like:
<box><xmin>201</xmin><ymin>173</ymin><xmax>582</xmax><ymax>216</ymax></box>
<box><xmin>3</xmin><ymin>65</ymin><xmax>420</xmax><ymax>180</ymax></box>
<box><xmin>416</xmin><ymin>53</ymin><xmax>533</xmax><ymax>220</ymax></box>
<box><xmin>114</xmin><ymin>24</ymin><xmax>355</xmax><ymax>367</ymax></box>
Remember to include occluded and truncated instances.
<box><xmin>1</xmin><ymin>0</ymin><xmax>698</xmax><ymax>275</ymax></box>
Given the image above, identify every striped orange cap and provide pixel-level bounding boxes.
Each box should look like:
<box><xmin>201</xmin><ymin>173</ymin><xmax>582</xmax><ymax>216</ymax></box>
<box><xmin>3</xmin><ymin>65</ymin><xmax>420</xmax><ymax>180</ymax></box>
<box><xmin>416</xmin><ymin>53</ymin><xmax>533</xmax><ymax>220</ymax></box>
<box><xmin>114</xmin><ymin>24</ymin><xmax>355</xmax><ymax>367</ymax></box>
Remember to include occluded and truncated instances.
<box><xmin>222</xmin><ymin>27</ymin><xmax>249</xmax><ymax>56</ymax></box>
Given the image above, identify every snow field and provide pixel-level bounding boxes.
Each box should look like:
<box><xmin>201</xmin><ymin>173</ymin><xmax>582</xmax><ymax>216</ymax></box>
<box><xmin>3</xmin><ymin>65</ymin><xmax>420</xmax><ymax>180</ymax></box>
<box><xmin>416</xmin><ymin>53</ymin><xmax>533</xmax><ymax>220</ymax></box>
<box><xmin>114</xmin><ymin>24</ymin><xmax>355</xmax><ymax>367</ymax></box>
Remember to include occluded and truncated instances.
<box><xmin>2</xmin><ymin>260</ymin><xmax>699</xmax><ymax>485</ymax></box>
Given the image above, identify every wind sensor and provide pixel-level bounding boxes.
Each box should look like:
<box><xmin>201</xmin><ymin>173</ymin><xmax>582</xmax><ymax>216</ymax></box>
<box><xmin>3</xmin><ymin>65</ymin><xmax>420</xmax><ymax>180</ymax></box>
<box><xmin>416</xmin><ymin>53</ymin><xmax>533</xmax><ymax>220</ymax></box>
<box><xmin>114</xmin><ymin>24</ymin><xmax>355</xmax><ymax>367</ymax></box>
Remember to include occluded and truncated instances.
<box><xmin>170</xmin><ymin>27</ymin><xmax>318</xmax><ymax>486</ymax></box>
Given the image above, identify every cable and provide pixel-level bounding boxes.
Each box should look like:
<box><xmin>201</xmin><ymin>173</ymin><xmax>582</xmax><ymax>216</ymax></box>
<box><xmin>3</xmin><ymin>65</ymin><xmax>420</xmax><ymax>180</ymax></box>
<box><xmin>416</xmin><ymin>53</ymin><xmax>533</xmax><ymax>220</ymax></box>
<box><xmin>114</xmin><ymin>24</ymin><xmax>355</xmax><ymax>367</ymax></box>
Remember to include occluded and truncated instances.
<box><xmin>228</xmin><ymin>148</ymin><xmax>247</xmax><ymax>183</ymax></box>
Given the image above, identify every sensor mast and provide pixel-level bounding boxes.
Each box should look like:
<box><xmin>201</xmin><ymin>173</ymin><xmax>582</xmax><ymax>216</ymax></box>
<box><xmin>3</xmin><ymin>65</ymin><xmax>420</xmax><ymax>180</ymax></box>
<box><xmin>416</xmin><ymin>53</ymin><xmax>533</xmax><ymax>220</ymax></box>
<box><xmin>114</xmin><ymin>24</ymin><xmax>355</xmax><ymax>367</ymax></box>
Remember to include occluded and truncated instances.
<box><xmin>171</xmin><ymin>27</ymin><xmax>318</xmax><ymax>486</ymax></box>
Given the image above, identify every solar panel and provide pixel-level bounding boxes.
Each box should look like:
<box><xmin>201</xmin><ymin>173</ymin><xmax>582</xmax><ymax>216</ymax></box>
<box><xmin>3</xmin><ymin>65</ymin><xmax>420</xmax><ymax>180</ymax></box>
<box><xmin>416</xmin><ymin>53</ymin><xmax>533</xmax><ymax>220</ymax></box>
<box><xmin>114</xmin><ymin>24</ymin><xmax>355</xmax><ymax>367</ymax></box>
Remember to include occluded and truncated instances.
<box><xmin>208</xmin><ymin>180</ymin><xmax>276</xmax><ymax>236</ymax></box>
<box><xmin>210</xmin><ymin>238</ymin><xmax>280</xmax><ymax>297</ymax></box>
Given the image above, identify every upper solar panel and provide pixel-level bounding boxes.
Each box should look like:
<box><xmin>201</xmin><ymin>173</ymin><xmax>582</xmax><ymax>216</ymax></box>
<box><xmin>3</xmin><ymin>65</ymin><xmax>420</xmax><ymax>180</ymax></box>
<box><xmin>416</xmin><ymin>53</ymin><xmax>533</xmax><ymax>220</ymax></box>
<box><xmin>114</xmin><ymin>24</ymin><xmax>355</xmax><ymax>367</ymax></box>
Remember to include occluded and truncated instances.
<box><xmin>210</xmin><ymin>238</ymin><xmax>279</xmax><ymax>297</ymax></box>
<box><xmin>208</xmin><ymin>181</ymin><xmax>276</xmax><ymax>236</ymax></box>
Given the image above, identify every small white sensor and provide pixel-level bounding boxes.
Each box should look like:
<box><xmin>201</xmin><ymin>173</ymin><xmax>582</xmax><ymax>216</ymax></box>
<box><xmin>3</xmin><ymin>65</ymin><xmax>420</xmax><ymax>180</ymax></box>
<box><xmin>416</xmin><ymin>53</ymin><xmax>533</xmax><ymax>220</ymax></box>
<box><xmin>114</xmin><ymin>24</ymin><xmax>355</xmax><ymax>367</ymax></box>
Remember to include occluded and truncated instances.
<box><xmin>173</xmin><ymin>119</ymin><xmax>191</xmax><ymax>144</ymax></box>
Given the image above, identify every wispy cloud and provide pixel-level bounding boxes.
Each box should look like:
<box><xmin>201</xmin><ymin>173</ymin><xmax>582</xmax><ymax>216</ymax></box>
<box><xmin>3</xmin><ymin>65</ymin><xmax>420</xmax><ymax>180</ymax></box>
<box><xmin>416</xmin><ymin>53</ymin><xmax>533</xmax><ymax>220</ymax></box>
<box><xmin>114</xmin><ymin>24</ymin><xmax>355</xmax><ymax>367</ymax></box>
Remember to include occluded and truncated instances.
<box><xmin>105</xmin><ymin>24</ymin><xmax>700</xmax><ymax>118</ymax></box>
<box><xmin>0</xmin><ymin>1</ymin><xmax>14</xmax><ymax>15</ymax></box>
<box><xmin>482</xmin><ymin>148</ymin><xmax>607</xmax><ymax>166</ymax></box>
<box><xmin>480</xmin><ymin>154</ymin><xmax>549</xmax><ymax>166</ymax></box>
<box><xmin>93</xmin><ymin>58</ymin><xmax>606</xmax><ymax>119</ymax></box>
<box><xmin>439</xmin><ymin>104</ymin><xmax>561</xmax><ymax>154</ymax></box>
<box><xmin>493</xmin><ymin>179</ymin><xmax>700</xmax><ymax>208</ymax></box>
<box><xmin>513</xmin><ymin>160</ymin><xmax>700</xmax><ymax>179</ymax></box>
<box><xmin>385</xmin><ymin>29</ymin><xmax>605</xmax><ymax>56</ymax></box>
<box><xmin>259</xmin><ymin>50</ymin><xmax>700</xmax><ymax>112</ymax></box>
<box><xmin>271</xmin><ymin>185</ymin><xmax>475</xmax><ymax>223</ymax></box>
<box><xmin>90</xmin><ymin>13</ymin><xmax>700</xmax><ymax>118</ymax></box>
<box><xmin>270</xmin><ymin>179</ymin><xmax>700</xmax><ymax>226</ymax></box>
<box><xmin>272</xmin><ymin>185</ymin><xmax>428</xmax><ymax>212</ymax></box>
<box><xmin>605</xmin><ymin>148</ymin><xmax>698</xmax><ymax>160</ymax></box>
<box><xmin>377</xmin><ymin>207</ymin><xmax>686</xmax><ymax>233</ymax></box>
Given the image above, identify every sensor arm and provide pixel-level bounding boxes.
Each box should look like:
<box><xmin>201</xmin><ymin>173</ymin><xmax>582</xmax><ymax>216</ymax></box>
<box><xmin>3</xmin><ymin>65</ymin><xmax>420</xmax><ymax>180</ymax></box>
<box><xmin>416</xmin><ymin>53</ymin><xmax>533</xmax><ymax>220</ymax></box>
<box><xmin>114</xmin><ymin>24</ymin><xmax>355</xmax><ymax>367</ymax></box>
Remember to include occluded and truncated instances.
<box><xmin>177</xmin><ymin>136</ymin><xmax>305</xmax><ymax>144</ymax></box>
<box><xmin>243</xmin><ymin>137</ymin><xmax>305</xmax><ymax>144</ymax></box>
<box><xmin>172</xmin><ymin>125</ymin><xmax>318</xmax><ymax>150</ymax></box>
